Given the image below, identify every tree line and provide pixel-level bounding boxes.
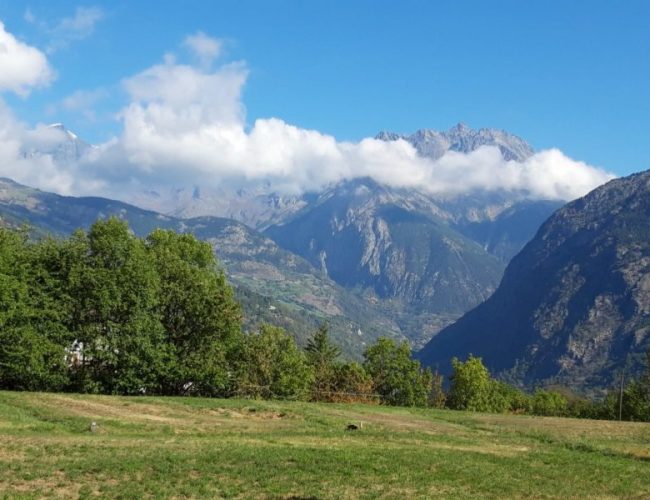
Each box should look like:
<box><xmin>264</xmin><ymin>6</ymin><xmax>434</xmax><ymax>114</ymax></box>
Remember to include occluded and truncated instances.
<box><xmin>0</xmin><ymin>218</ymin><xmax>648</xmax><ymax>421</ymax></box>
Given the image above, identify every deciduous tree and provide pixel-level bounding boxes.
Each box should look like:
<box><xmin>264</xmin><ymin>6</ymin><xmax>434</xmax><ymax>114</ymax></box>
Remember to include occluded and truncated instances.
<box><xmin>363</xmin><ymin>337</ymin><xmax>432</xmax><ymax>407</ymax></box>
<box><xmin>147</xmin><ymin>229</ymin><xmax>242</xmax><ymax>396</ymax></box>
<box><xmin>235</xmin><ymin>324</ymin><xmax>314</xmax><ymax>400</ymax></box>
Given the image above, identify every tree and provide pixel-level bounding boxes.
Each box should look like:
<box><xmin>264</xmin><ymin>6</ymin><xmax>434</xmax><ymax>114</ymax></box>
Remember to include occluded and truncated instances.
<box><xmin>0</xmin><ymin>229</ymin><xmax>68</xmax><ymax>391</ymax></box>
<box><xmin>603</xmin><ymin>349</ymin><xmax>650</xmax><ymax>421</ymax></box>
<box><xmin>428</xmin><ymin>370</ymin><xmax>447</xmax><ymax>409</ymax></box>
<box><xmin>363</xmin><ymin>337</ymin><xmax>432</xmax><ymax>407</ymax></box>
<box><xmin>494</xmin><ymin>382</ymin><xmax>532</xmax><ymax>414</ymax></box>
<box><xmin>0</xmin><ymin>326</ymin><xmax>68</xmax><ymax>391</ymax></box>
<box><xmin>0</xmin><ymin>220</ymin><xmax>248</xmax><ymax>396</ymax></box>
<box><xmin>325</xmin><ymin>362</ymin><xmax>375</xmax><ymax>403</ymax></box>
<box><xmin>447</xmin><ymin>355</ymin><xmax>509</xmax><ymax>412</ymax></box>
<box><xmin>598</xmin><ymin>348</ymin><xmax>650</xmax><ymax>422</ymax></box>
<box><xmin>619</xmin><ymin>380</ymin><xmax>650</xmax><ymax>421</ymax></box>
<box><xmin>235</xmin><ymin>324</ymin><xmax>314</xmax><ymax>400</ymax></box>
<box><xmin>67</xmin><ymin>218</ymin><xmax>170</xmax><ymax>394</ymax></box>
<box><xmin>448</xmin><ymin>356</ymin><xmax>540</xmax><ymax>414</ymax></box>
<box><xmin>305</xmin><ymin>322</ymin><xmax>341</xmax><ymax>366</ymax></box>
<box><xmin>305</xmin><ymin>323</ymin><xmax>341</xmax><ymax>401</ymax></box>
<box><xmin>146</xmin><ymin>229</ymin><xmax>242</xmax><ymax>396</ymax></box>
<box><xmin>628</xmin><ymin>348</ymin><xmax>650</xmax><ymax>421</ymax></box>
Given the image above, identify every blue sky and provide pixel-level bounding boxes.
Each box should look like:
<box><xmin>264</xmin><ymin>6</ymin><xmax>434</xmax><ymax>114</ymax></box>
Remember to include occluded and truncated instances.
<box><xmin>0</xmin><ymin>0</ymin><xmax>646</xmax><ymax>197</ymax></box>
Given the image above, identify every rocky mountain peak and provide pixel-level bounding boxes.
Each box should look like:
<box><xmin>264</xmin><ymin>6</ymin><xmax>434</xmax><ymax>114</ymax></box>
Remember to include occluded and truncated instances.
<box><xmin>376</xmin><ymin>123</ymin><xmax>535</xmax><ymax>162</ymax></box>
<box><xmin>47</xmin><ymin>123</ymin><xmax>79</xmax><ymax>141</ymax></box>
<box><xmin>447</xmin><ymin>122</ymin><xmax>471</xmax><ymax>135</ymax></box>
<box><xmin>374</xmin><ymin>131</ymin><xmax>401</xmax><ymax>141</ymax></box>
<box><xmin>22</xmin><ymin>123</ymin><xmax>93</xmax><ymax>166</ymax></box>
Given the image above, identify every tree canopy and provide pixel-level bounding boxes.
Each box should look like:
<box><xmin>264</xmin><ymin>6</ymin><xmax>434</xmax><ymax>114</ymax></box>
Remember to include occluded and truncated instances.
<box><xmin>0</xmin><ymin>219</ymin><xmax>242</xmax><ymax>396</ymax></box>
<box><xmin>363</xmin><ymin>338</ymin><xmax>432</xmax><ymax>407</ymax></box>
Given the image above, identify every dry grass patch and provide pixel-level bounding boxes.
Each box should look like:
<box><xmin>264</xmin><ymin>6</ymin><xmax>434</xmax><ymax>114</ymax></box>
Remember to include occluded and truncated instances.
<box><xmin>473</xmin><ymin>413</ymin><xmax>650</xmax><ymax>441</ymax></box>
<box><xmin>0</xmin><ymin>445</ymin><xmax>26</xmax><ymax>462</ymax></box>
<box><xmin>32</xmin><ymin>394</ymin><xmax>188</xmax><ymax>425</ymax></box>
<box><xmin>2</xmin><ymin>471</ymin><xmax>81</xmax><ymax>498</ymax></box>
<box><xmin>321</xmin><ymin>407</ymin><xmax>471</xmax><ymax>436</ymax></box>
<box><xmin>202</xmin><ymin>406</ymin><xmax>293</xmax><ymax>421</ymax></box>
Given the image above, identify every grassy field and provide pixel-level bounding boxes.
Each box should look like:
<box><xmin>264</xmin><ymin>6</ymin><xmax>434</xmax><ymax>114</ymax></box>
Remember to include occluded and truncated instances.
<box><xmin>0</xmin><ymin>392</ymin><xmax>649</xmax><ymax>498</ymax></box>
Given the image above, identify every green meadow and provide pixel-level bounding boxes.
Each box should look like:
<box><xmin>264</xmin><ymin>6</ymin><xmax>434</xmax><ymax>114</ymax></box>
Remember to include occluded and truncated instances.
<box><xmin>0</xmin><ymin>391</ymin><xmax>649</xmax><ymax>498</ymax></box>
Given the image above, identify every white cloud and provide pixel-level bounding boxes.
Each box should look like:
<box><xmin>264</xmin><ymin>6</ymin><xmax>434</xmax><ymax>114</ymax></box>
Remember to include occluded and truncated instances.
<box><xmin>183</xmin><ymin>32</ymin><xmax>223</xmax><ymax>67</ymax></box>
<box><xmin>0</xmin><ymin>21</ymin><xmax>53</xmax><ymax>96</ymax></box>
<box><xmin>57</xmin><ymin>6</ymin><xmax>104</xmax><ymax>36</ymax></box>
<box><xmin>0</xmin><ymin>33</ymin><xmax>615</xmax><ymax>204</ymax></box>
<box><xmin>0</xmin><ymin>101</ymin><xmax>79</xmax><ymax>194</ymax></box>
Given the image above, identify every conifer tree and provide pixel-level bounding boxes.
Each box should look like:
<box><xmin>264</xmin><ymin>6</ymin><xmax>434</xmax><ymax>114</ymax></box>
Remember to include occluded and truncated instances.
<box><xmin>305</xmin><ymin>323</ymin><xmax>341</xmax><ymax>400</ymax></box>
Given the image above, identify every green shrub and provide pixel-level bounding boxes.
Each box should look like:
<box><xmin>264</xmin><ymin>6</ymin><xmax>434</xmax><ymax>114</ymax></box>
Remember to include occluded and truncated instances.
<box><xmin>532</xmin><ymin>390</ymin><xmax>568</xmax><ymax>416</ymax></box>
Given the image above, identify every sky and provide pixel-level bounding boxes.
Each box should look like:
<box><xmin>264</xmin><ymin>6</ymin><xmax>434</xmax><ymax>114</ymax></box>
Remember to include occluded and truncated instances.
<box><xmin>0</xmin><ymin>0</ymin><xmax>646</xmax><ymax>201</ymax></box>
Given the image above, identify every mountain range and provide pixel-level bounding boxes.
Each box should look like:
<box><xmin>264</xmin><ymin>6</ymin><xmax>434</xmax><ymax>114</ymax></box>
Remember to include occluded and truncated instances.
<box><xmin>128</xmin><ymin>123</ymin><xmax>551</xmax><ymax>230</ymax></box>
<box><xmin>12</xmin><ymin>122</ymin><xmax>637</xmax><ymax>391</ymax></box>
<box><xmin>15</xmin><ymin>123</ymin><xmax>564</xmax><ymax>347</ymax></box>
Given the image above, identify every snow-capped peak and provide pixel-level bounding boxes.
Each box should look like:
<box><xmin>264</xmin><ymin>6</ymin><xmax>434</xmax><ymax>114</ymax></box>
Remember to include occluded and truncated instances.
<box><xmin>47</xmin><ymin>123</ymin><xmax>79</xmax><ymax>140</ymax></box>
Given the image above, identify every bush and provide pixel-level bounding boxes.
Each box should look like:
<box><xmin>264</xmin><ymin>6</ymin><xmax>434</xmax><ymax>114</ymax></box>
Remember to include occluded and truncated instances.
<box><xmin>532</xmin><ymin>390</ymin><xmax>568</xmax><ymax>416</ymax></box>
<box><xmin>234</xmin><ymin>324</ymin><xmax>314</xmax><ymax>400</ymax></box>
<box><xmin>493</xmin><ymin>381</ymin><xmax>532</xmax><ymax>414</ymax></box>
<box><xmin>326</xmin><ymin>362</ymin><xmax>376</xmax><ymax>404</ymax></box>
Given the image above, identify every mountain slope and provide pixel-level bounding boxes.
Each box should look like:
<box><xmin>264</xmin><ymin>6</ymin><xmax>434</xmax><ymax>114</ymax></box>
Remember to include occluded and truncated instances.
<box><xmin>453</xmin><ymin>199</ymin><xmax>563</xmax><ymax>261</ymax></box>
<box><xmin>266</xmin><ymin>177</ymin><xmax>504</xmax><ymax>313</ymax></box>
<box><xmin>265</xmin><ymin>178</ymin><xmax>508</xmax><ymax>346</ymax></box>
<box><xmin>0</xmin><ymin>177</ymin><xmax>403</xmax><ymax>357</ymax></box>
<box><xmin>130</xmin><ymin>185</ymin><xmax>308</xmax><ymax>230</ymax></box>
<box><xmin>417</xmin><ymin>170</ymin><xmax>650</xmax><ymax>394</ymax></box>
<box><xmin>22</xmin><ymin>123</ymin><xmax>94</xmax><ymax>166</ymax></box>
<box><xmin>27</xmin><ymin>124</ymin><xmax>558</xmax><ymax>263</ymax></box>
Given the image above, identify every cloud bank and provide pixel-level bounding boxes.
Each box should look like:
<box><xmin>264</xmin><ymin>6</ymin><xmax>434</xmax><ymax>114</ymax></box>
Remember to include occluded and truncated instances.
<box><xmin>87</xmin><ymin>39</ymin><xmax>612</xmax><ymax>201</ymax></box>
<box><xmin>0</xmin><ymin>30</ymin><xmax>615</xmax><ymax>203</ymax></box>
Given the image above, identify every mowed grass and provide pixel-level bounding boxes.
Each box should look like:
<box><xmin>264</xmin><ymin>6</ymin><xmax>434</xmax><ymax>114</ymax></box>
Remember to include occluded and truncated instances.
<box><xmin>0</xmin><ymin>392</ymin><xmax>649</xmax><ymax>498</ymax></box>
